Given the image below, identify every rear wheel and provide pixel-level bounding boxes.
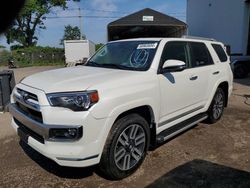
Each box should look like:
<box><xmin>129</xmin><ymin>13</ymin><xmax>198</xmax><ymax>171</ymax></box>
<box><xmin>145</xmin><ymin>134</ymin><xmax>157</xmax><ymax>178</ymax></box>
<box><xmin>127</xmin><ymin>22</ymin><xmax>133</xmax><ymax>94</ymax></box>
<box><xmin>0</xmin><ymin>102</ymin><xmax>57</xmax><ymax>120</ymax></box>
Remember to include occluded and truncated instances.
<box><xmin>206</xmin><ymin>88</ymin><xmax>225</xmax><ymax>124</ymax></box>
<box><xmin>99</xmin><ymin>114</ymin><xmax>150</xmax><ymax>180</ymax></box>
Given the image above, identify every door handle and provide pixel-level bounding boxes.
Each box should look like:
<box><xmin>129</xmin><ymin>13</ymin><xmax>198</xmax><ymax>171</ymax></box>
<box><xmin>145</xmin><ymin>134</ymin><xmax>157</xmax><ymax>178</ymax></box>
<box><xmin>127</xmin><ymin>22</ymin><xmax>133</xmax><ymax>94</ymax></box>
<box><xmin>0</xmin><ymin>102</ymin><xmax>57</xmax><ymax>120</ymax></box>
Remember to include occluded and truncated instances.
<box><xmin>190</xmin><ymin>75</ymin><xmax>198</xmax><ymax>80</ymax></box>
<box><xmin>213</xmin><ymin>71</ymin><xmax>220</xmax><ymax>75</ymax></box>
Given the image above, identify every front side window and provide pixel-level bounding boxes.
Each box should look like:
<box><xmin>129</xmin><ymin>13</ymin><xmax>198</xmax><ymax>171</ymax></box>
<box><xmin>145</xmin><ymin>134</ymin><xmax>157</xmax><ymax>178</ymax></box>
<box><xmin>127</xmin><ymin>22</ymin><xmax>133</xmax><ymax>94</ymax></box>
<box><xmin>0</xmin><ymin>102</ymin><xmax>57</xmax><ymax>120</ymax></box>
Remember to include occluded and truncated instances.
<box><xmin>189</xmin><ymin>42</ymin><xmax>213</xmax><ymax>68</ymax></box>
<box><xmin>160</xmin><ymin>41</ymin><xmax>189</xmax><ymax>67</ymax></box>
<box><xmin>86</xmin><ymin>41</ymin><xmax>159</xmax><ymax>71</ymax></box>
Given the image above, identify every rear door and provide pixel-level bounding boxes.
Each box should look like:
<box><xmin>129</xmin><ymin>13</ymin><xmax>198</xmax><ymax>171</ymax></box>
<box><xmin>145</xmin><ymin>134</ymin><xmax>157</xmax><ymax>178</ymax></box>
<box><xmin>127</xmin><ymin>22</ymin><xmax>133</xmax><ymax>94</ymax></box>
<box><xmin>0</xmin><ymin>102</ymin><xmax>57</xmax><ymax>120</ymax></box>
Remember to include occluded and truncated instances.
<box><xmin>187</xmin><ymin>42</ymin><xmax>215</xmax><ymax>104</ymax></box>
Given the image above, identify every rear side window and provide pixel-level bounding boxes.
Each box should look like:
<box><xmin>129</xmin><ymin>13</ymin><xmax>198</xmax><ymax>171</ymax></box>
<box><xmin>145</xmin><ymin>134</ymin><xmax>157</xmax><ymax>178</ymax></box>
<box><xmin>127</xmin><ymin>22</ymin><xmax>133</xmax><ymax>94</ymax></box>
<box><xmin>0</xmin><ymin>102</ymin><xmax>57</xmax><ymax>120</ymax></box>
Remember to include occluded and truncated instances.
<box><xmin>189</xmin><ymin>42</ymin><xmax>213</xmax><ymax>67</ymax></box>
<box><xmin>212</xmin><ymin>44</ymin><xmax>228</xmax><ymax>62</ymax></box>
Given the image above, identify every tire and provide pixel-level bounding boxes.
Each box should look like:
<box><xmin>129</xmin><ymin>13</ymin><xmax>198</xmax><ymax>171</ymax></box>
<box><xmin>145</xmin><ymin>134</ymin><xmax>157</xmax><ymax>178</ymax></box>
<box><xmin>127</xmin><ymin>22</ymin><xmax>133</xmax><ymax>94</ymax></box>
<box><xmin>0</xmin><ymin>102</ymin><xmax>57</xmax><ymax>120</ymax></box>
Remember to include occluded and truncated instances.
<box><xmin>206</xmin><ymin>88</ymin><xmax>225</xmax><ymax>124</ymax></box>
<box><xmin>99</xmin><ymin>114</ymin><xmax>150</xmax><ymax>180</ymax></box>
<box><xmin>234</xmin><ymin>64</ymin><xmax>248</xmax><ymax>79</ymax></box>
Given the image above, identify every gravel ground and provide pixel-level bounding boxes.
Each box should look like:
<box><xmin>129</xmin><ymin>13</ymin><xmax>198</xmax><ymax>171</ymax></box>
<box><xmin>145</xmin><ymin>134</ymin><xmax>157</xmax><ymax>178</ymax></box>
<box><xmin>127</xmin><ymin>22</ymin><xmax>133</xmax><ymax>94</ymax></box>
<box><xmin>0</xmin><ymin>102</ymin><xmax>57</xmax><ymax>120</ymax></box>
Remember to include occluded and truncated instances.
<box><xmin>0</xmin><ymin>66</ymin><xmax>250</xmax><ymax>188</ymax></box>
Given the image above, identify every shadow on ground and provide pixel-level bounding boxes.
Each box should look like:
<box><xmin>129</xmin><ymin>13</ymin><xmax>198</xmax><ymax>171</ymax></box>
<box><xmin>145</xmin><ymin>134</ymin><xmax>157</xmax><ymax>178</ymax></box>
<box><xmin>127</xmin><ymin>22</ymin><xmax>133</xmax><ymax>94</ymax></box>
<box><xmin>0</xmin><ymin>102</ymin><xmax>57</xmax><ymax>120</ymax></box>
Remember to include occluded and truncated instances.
<box><xmin>20</xmin><ymin>140</ymin><xmax>97</xmax><ymax>179</ymax></box>
<box><xmin>146</xmin><ymin>159</ymin><xmax>250</xmax><ymax>188</ymax></box>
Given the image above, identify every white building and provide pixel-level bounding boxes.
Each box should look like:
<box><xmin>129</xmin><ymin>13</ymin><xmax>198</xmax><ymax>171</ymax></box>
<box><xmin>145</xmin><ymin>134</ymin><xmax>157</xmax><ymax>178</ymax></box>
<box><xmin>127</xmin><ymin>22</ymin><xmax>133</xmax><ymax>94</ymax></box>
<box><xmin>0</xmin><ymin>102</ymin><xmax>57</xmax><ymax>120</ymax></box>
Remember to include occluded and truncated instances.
<box><xmin>187</xmin><ymin>0</ymin><xmax>250</xmax><ymax>55</ymax></box>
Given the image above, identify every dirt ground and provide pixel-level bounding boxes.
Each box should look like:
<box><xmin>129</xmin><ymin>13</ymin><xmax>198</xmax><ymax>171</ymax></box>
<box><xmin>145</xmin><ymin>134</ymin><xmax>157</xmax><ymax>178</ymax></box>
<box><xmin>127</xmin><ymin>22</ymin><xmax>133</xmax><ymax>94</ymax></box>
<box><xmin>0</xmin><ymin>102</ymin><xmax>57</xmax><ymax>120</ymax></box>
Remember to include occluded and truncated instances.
<box><xmin>0</xmin><ymin>66</ymin><xmax>250</xmax><ymax>188</ymax></box>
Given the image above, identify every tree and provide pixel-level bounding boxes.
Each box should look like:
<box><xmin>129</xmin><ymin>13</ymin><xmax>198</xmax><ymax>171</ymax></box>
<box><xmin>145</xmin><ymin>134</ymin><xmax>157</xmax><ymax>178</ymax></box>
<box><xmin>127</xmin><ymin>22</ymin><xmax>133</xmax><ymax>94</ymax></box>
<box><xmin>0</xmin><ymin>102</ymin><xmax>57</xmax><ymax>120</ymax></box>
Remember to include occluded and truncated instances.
<box><xmin>5</xmin><ymin>0</ymin><xmax>79</xmax><ymax>47</ymax></box>
<box><xmin>60</xmin><ymin>25</ymin><xmax>85</xmax><ymax>45</ymax></box>
<box><xmin>95</xmin><ymin>43</ymin><xmax>104</xmax><ymax>51</ymax></box>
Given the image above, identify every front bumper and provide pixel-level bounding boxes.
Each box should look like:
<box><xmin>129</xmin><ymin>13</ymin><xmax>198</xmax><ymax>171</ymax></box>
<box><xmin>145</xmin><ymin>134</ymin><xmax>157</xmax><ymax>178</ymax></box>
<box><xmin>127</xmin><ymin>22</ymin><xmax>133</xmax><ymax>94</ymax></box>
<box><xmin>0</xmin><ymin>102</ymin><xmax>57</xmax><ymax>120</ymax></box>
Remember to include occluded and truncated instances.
<box><xmin>9</xmin><ymin>103</ymin><xmax>82</xmax><ymax>142</ymax></box>
<box><xmin>12</xmin><ymin>120</ymin><xmax>100</xmax><ymax>167</ymax></box>
<box><xmin>9</xmin><ymin>84</ymin><xmax>108</xmax><ymax>167</ymax></box>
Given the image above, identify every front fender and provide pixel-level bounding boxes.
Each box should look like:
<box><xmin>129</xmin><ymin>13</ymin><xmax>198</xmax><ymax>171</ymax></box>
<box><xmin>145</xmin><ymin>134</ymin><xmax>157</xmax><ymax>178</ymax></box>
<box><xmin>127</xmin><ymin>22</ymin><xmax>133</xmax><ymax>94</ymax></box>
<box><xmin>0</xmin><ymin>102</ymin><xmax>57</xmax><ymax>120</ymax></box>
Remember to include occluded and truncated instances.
<box><xmin>93</xmin><ymin>98</ymin><xmax>157</xmax><ymax>159</ymax></box>
<box><xmin>89</xmin><ymin>76</ymin><xmax>159</xmax><ymax>119</ymax></box>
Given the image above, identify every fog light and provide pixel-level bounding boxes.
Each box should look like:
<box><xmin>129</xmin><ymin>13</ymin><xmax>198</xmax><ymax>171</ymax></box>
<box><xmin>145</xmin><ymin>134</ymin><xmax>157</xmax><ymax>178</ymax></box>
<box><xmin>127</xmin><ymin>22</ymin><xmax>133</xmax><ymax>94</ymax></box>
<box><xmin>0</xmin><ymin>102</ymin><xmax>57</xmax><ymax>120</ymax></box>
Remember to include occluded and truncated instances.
<box><xmin>67</xmin><ymin>128</ymin><xmax>77</xmax><ymax>137</ymax></box>
<box><xmin>49</xmin><ymin>127</ymin><xmax>82</xmax><ymax>141</ymax></box>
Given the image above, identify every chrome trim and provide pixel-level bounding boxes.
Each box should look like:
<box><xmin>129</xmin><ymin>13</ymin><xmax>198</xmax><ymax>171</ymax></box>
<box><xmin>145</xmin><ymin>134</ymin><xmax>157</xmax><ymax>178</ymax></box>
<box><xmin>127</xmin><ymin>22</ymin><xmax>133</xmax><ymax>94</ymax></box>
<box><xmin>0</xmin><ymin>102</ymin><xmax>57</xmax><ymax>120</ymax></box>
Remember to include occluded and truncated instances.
<box><xmin>158</xmin><ymin>105</ymin><xmax>204</xmax><ymax>127</ymax></box>
<box><xmin>182</xmin><ymin>35</ymin><xmax>216</xmax><ymax>41</ymax></box>
<box><xmin>56</xmin><ymin>154</ymin><xmax>99</xmax><ymax>161</ymax></box>
<box><xmin>14</xmin><ymin>94</ymin><xmax>40</xmax><ymax>112</ymax></box>
<box><xmin>17</xmin><ymin>88</ymin><xmax>38</xmax><ymax>101</ymax></box>
<box><xmin>9</xmin><ymin>103</ymin><xmax>82</xmax><ymax>141</ymax></box>
<box><xmin>162</xmin><ymin>115</ymin><xmax>208</xmax><ymax>142</ymax></box>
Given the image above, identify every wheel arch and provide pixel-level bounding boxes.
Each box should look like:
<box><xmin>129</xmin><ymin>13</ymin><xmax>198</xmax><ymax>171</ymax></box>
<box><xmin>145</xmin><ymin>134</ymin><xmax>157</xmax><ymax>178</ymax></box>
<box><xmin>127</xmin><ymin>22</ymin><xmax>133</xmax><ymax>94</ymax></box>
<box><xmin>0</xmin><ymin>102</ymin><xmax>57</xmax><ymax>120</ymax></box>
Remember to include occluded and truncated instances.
<box><xmin>205</xmin><ymin>80</ymin><xmax>230</xmax><ymax>111</ymax></box>
<box><xmin>217</xmin><ymin>81</ymin><xmax>229</xmax><ymax>107</ymax></box>
<box><xmin>114</xmin><ymin>105</ymin><xmax>157</xmax><ymax>148</ymax></box>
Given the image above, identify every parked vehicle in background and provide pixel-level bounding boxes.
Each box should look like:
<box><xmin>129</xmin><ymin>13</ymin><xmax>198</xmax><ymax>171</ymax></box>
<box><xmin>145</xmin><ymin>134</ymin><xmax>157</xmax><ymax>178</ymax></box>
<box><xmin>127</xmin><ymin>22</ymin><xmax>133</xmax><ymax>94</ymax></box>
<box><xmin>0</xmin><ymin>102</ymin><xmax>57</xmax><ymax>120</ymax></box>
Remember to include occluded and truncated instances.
<box><xmin>231</xmin><ymin>56</ymin><xmax>250</xmax><ymax>78</ymax></box>
<box><xmin>64</xmin><ymin>40</ymin><xmax>95</xmax><ymax>67</ymax></box>
<box><xmin>9</xmin><ymin>37</ymin><xmax>233</xmax><ymax>180</ymax></box>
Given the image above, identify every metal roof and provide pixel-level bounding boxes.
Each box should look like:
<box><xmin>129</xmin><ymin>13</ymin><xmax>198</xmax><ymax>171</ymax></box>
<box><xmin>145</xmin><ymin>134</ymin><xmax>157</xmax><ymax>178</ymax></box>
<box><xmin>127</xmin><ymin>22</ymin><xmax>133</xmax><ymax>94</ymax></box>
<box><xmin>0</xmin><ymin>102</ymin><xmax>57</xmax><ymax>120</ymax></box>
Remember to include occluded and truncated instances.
<box><xmin>108</xmin><ymin>8</ymin><xmax>187</xmax><ymax>27</ymax></box>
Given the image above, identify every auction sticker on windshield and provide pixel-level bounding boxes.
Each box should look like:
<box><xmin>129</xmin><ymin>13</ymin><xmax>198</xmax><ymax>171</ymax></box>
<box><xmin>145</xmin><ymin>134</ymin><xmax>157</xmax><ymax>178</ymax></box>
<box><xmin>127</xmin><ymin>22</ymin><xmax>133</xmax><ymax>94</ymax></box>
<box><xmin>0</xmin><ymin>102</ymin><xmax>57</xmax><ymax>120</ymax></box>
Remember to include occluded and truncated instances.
<box><xmin>137</xmin><ymin>43</ymin><xmax>158</xmax><ymax>49</ymax></box>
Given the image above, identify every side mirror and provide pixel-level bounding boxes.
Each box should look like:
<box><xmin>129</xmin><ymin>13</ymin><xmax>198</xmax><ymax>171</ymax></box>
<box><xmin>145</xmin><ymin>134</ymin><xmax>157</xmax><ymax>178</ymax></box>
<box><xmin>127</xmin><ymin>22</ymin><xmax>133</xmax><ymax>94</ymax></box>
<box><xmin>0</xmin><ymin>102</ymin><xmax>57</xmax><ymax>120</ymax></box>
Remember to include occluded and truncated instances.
<box><xmin>161</xmin><ymin>60</ymin><xmax>186</xmax><ymax>73</ymax></box>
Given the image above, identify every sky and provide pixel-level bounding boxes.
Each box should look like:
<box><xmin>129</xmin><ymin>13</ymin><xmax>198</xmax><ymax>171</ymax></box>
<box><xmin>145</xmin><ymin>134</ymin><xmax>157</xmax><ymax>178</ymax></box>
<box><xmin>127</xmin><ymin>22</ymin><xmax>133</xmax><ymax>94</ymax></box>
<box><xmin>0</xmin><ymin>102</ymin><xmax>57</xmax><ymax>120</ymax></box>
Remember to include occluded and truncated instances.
<box><xmin>0</xmin><ymin>0</ymin><xmax>186</xmax><ymax>48</ymax></box>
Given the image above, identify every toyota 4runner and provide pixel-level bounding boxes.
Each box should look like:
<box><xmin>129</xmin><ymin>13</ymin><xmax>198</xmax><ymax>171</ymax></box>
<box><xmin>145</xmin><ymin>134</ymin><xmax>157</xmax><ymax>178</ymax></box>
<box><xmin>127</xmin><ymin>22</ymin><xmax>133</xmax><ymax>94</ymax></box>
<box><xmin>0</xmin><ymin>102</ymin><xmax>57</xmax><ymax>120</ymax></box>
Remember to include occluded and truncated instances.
<box><xmin>9</xmin><ymin>37</ymin><xmax>233</xmax><ymax>179</ymax></box>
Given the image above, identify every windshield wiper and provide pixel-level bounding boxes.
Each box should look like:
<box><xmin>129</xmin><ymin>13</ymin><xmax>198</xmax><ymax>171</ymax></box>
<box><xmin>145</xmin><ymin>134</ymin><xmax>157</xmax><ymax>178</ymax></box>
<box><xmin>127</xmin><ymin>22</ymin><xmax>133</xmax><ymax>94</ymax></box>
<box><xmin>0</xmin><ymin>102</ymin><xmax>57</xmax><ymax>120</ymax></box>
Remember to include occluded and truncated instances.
<box><xmin>100</xmin><ymin>63</ymin><xmax>136</xmax><ymax>70</ymax></box>
<box><xmin>86</xmin><ymin>61</ymin><xmax>102</xmax><ymax>67</ymax></box>
<box><xmin>86</xmin><ymin>62</ymin><xmax>137</xmax><ymax>70</ymax></box>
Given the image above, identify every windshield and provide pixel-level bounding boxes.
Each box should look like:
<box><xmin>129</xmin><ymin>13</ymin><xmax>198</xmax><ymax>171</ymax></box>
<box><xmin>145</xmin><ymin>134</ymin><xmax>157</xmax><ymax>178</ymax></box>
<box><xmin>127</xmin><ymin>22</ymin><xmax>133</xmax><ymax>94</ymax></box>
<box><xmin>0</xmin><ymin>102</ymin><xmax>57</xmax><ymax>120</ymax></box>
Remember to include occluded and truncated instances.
<box><xmin>86</xmin><ymin>41</ymin><xmax>159</xmax><ymax>71</ymax></box>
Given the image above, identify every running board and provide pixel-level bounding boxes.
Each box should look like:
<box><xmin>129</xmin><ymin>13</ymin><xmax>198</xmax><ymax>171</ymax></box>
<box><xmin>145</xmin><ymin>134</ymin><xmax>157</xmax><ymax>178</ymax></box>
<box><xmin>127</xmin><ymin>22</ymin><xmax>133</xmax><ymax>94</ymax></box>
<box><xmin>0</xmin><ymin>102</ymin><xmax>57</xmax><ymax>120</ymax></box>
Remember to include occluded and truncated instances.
<box><xmin>156</xmin><ymin>113</ymin><xmax>208</xmax><ymax>144</ymax></box>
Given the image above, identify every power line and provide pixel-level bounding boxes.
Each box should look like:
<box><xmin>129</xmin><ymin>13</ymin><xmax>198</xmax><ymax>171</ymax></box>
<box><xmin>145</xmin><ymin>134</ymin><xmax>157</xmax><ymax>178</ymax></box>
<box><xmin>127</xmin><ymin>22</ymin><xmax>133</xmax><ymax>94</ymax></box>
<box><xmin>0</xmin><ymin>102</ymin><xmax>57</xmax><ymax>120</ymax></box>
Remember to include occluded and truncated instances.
<box><xmin>46</xmin><ymin>7</ymin><xmax>186</xmax><ymax>20</ymax></box>
<box><xmin>45</xmin><ymin>15</ymin><xmax>186</xmax><ymax>20</ymax></box>
<box><xmin>57</xmin><ymin>7</ymin><xmax>186</xmax><ymax>16</ymax></box>
<box><xmin>45</xmin><ymin>15</ymin><xmax>121</xmax><ymax>19</ymax></box>
<box><xmin>62</xmin><ymin>8</ymin><xmax>130</xmax><ymax>14</ymax></box>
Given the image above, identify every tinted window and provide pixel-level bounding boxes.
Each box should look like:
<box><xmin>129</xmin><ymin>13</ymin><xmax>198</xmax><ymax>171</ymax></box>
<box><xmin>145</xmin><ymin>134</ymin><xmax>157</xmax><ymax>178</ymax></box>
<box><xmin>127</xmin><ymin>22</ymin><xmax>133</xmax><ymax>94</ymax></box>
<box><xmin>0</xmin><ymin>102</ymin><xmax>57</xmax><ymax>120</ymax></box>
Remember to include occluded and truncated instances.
<box><xmin>212</xmin><ymin>44</ymin><xmax>228</xmax><ymax>62</ymax></box>
<box><xmin>189</xmin><ymin>42</ymin><xmax>213</xmax><ymax>67</ymax></box>
<box><xmin>161</xmin><ymin>41</ymin><xmax>189</xmax><ymax>67</ymax></box>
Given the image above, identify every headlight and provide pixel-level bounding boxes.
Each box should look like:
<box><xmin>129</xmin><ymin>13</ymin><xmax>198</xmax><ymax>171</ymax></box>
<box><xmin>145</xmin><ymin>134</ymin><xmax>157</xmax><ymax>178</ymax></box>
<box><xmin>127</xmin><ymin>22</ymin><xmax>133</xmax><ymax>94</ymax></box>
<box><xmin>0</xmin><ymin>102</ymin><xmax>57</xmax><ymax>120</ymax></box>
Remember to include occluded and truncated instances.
<box><xmin>47</xmin><ymin>91</ymin><xmax>99</xmax><ymax>111</ymax></box>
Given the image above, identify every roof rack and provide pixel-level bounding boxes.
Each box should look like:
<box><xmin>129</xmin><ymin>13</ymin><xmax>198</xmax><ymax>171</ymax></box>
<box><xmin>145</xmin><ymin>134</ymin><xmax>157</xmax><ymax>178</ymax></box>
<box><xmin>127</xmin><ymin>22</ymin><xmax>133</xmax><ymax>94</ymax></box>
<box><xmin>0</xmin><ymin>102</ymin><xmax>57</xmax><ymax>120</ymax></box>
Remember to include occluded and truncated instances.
<box><xmin>182</xmin><ymin>35</ymin><xmax>217</xmax><ymax>41</ymax></box>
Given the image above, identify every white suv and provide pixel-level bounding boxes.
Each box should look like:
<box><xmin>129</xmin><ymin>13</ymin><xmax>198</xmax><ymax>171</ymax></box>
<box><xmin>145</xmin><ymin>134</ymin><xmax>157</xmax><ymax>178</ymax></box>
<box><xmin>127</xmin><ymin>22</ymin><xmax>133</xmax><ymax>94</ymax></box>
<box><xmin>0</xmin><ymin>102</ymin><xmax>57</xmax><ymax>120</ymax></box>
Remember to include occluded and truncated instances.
<box><xmin>9</xmin><ymin>37</ymin><xmax>233</xmax><ymax>179</ymax></box>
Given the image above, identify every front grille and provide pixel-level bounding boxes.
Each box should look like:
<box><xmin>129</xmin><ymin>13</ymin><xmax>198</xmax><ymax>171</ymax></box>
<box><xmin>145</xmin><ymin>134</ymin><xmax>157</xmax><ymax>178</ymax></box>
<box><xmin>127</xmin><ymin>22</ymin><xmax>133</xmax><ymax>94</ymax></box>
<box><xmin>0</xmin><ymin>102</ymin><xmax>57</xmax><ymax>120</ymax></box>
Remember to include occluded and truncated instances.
<box><xmin>15</xmin><ymin>88</ymin><xmax>42</xmax><ymax>123</ymax></box>
<box><xmin>17</xmin><ymin>88</ymin><xmax>38</xmax><ymax>102</ymax></box>
<box><xmin>14</xmin><ymin>118</ymin><xmax>45</xmax><ymax>144</ymax></box>
<box><xmin>16</xmin><ymin>101</ymin><xmax>43</xmax><ymax>123</ymax></box>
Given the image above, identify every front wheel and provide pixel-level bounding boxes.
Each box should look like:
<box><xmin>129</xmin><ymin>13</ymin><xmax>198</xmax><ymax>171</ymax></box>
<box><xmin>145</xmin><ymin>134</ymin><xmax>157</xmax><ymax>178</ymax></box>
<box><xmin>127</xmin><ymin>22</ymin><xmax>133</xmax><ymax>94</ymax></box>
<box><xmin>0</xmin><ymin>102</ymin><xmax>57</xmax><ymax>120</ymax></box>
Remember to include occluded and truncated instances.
<box><xmin>99</xmin><ymin>114</ymin><xmax>150</xmax><ymax>180</ymax></box>
<box><xmin>206</xmin><ymin>88</ymin><xmax>225</xmax><ymax>124</ymax></box>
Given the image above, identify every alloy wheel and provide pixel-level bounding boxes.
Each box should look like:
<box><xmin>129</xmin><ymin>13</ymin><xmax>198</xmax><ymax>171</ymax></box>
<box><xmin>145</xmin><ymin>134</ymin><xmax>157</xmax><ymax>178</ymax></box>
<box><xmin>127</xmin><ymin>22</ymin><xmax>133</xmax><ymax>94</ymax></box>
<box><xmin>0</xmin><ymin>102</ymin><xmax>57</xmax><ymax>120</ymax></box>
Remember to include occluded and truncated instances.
<box><xmin>114</xmin><ymin>124</ymin><xmax>146</xmax><ymax>171</ymax></box>
<box><xmin>213</xmin><ymin>92</ymin><xmax>224</xmax><ymax>119</ymax></box>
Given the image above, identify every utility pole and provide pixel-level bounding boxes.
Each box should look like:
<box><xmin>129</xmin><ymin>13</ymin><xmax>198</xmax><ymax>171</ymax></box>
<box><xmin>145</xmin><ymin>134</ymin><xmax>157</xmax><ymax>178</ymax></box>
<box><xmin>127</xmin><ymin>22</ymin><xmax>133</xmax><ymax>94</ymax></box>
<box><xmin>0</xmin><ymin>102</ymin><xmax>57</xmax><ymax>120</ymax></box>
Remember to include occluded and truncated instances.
<box><xmin>78</xmin><ymin>8</ymin><xmax>83</xmax><ymax>40</ymax></box>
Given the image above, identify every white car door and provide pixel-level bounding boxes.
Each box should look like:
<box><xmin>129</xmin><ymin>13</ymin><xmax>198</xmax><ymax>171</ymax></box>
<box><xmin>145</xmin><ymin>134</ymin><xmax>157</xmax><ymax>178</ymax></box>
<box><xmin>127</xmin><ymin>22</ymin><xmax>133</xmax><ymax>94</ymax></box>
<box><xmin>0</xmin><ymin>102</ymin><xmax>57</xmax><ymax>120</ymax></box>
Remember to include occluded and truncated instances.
<box><xmin>157</xmin><ymin>41</ymin><xmax>213</xmax><ymax>129</ymax></box>
<box><xmin>188</xmin><ymin>42</ymin><xmax>216</xmax><ymax>103</ymax></box>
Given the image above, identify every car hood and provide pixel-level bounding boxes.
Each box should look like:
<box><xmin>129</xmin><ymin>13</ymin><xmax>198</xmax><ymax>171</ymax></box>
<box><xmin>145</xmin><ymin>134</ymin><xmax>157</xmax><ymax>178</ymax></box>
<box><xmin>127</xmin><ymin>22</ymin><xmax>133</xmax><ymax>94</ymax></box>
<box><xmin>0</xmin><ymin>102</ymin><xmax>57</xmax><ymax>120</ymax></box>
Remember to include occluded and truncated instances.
<box><xmin>21</xmin><ymin>66</ymin><xmax>141</xmax><ymax>93</ymax></box>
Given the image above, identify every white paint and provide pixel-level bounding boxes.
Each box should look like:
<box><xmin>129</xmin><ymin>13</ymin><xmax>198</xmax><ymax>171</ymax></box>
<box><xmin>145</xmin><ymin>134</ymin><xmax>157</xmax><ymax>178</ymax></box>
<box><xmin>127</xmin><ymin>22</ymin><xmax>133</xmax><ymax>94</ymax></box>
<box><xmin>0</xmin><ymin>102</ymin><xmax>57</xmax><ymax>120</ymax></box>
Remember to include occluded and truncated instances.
<box><xmin>187</xmin><ymin>0</ymin><xmax>250</xmax><ymax>55</ymax></box>
<box><xmin>142</xmin><ymin>16</ymin><xmax>154</xmax><ymax>22</ymax></box>
<box><xmin>137</xmin><ymin>43</ymin><xmax>158</xmax><ymax>49</ymax></box>
<box><xmin>10</xmin><ymin>38</ymin><xmax>233</xmax><ymax>168</ymax></box>
<box><xmin>64</xmin><ymin>40</ymin><xmax>95</xmax><ymax>66</ymax></box>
